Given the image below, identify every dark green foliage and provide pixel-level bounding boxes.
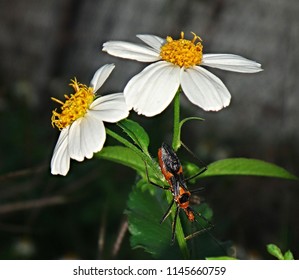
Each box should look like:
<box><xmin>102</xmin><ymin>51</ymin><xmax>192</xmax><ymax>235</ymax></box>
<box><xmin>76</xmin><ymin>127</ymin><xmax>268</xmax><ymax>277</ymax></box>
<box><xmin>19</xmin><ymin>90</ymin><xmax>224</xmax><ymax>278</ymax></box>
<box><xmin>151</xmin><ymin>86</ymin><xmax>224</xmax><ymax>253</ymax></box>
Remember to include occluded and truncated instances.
<box><xmin>126</xmin><ymin>180</ymin><xmax>232</xmax><ymax>259</ymax></box>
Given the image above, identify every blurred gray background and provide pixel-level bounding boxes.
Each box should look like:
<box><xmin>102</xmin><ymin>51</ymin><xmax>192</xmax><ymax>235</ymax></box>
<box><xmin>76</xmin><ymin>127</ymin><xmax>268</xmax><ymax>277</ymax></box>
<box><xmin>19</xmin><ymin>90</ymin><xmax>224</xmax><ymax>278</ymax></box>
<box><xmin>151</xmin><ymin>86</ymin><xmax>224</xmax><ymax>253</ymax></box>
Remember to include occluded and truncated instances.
<box><xmin>0</xmin><ymin>0</ymin><xmax>298</xmax><ymax>259</ymax></box>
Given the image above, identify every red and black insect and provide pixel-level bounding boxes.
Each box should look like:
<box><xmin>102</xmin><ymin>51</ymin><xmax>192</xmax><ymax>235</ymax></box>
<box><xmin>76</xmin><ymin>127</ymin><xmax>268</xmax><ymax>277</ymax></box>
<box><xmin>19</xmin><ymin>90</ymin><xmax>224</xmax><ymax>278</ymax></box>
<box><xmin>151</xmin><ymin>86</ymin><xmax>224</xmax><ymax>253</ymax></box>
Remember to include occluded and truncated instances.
<box><xmin>154</xmin><ymin>142</ymin><xmax>212</xmax><ymax>243</ymax></box>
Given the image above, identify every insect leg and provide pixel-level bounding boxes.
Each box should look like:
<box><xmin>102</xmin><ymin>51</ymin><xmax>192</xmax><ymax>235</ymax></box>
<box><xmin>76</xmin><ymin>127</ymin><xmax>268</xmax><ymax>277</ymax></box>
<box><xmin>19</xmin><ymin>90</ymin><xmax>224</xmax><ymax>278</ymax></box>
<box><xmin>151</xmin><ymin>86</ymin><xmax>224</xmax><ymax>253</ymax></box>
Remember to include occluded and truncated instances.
<box><xmin>190</xmin><ymin>186</ymin><xmax>205</xmax><ymax>193</ymax></box>
<box><xmin>185</xmin><ymin>226</ymin><xmax>213</xmax><ymax>241</ymax></box>
<box><xmin>180</xmin><ymin>141</ymin><xmax>208</xmax><ymax>182</ymax></box>
<box><xmin>160</xmin><ymin>199</ymin><xmax>175</xmax><ymax>224</ymax></box>
<box><xmin>144</xmin><ymin>161</ymin><xmax>168</xmax><ymax>190</ymax></box>
<box><xmin>171</xmin><ymin>206</ymin><xmax>180</xmax><ymax>244</ymax></box>
<box><xmin>184</xmin><ymin>167</ymin><xmax>207</xmax><ymax>182</ymax></box>
<box><xmin>196</xmin><ymin>212</ymin><xmax>214</xmax><ymax>228</ymax></box>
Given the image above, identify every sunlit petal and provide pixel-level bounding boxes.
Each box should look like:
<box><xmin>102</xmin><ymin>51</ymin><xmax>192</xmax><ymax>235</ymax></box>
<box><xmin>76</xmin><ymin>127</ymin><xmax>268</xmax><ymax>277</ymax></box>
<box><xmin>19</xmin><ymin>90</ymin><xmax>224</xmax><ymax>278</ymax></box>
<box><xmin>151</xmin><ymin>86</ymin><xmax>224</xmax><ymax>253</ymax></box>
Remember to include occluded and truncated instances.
<box><xmin>68</xmin><ymin>118</ymin><xmax>84</xmax><ymax>161</ymax></box>
<box><xmin>102</xmin><ymin>41</ymin><xmax>160</xmax><ymax>62</ymax></box>
<box><xmin>202</xmin><ymin>54</ymin><xmax>263</xmax><ymax>73</ymax></box>
<box><xmin>136</xmin><ymin>34</ymin><xmax>165</xmax><ymax>52</ymax></box>
<box><xmin>181</xmin><ymin>66</ymin><xmax>231</xmax><ymax>111</ymax></box>
<box><xmin>89</xmin><ymin>93</ymin><xmax>129</xmax><ymax>122</ymax></box>
<box><xmin>90</xmin><ymin>64</ymin><xmax>115</xmax><ymax>93</ymax></box>
<box><xmin>51</xmin><ymin>128</ymin><xmax>70</xmax><ymax>176</ymax></box>
<box><xmin>79</xmin><ymin>115</ymin><xmax>106</xmax><ymax>159</ymax></box>
<box><xmin>124</xmin><ymin>61</ymin><xmax>180</xmax><ymax>116</ymax></box>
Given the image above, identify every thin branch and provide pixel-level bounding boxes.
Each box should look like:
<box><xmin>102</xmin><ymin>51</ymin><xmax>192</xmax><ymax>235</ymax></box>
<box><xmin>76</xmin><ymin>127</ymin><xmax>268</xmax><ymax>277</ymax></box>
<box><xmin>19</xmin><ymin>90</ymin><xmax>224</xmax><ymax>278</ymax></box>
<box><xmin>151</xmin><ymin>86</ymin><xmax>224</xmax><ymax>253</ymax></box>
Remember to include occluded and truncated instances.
<box><xmin>98</xmin><ymin>209</ymin><xmax>107</xmax><ymax>259</ymax></box>
<box><xmin>0</xmin><ymin>196</ymin><xmax>66</xmax><ymax>214</ymax></box>
<box><xmin>111</xmin><ymin>217</ymin><xmax>128</xmax><ymax>258</ymax></box>
<box><xmin>0</xmin><ymin>165</ymin><xmax>47</xmax><ymax>182</ymax></box>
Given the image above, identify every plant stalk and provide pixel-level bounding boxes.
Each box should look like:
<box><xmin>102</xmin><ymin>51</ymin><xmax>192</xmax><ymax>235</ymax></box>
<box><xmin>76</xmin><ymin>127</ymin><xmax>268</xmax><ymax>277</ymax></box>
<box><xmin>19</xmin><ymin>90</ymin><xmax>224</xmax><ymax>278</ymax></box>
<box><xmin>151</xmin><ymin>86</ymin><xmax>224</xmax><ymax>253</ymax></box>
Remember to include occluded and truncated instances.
<box><xmin>172</xmin><ymin>89</ymin><xmax>182</xmax><ymax>151</ymax></box>
<box><xmin>171</xmin><ymin>88</ymin><xmax>190</xmax><ymax>259</ymax></box>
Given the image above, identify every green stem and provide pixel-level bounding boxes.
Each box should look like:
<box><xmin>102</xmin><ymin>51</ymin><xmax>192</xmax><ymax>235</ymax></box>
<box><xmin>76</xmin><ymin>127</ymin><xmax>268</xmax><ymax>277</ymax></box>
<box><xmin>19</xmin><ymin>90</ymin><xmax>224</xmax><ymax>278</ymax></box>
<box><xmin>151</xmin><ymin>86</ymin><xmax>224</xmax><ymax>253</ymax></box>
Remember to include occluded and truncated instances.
<box><xmin>172</xmin><ymin>89</ymin><xmax>182</xmax><ymax>151</ymax></box>
<box><xmin>170</xmin><ymin>88</ymin><xmax>190</xmax><ymax>259</ymax></box>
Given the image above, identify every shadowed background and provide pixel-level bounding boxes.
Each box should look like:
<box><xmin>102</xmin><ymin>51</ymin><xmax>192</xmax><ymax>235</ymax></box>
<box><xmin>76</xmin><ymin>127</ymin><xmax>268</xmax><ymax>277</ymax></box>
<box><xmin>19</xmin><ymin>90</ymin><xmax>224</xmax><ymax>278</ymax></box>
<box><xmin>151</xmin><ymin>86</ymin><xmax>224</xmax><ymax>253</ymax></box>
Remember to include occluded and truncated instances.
<box><xmin>0</xmin><ymin>0</ymin><xmax>298</xmax><ymax>259</ymax></box>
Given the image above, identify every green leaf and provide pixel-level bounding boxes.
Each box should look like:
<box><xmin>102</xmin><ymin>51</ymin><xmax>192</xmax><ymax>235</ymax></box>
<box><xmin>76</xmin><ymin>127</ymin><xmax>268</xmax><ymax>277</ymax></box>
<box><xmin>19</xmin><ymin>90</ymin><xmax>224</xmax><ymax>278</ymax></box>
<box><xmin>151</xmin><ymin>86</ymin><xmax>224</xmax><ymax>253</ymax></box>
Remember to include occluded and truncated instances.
<box><xmin>199</xmin><ymin>158</ymin><xmax>298</xmax><ymax>180</ymax></box>
<box><xmin>105</xmin><ymin>129</ymin><xmax>163</xmax><ymax>181</ymax></box>
<box><xmin>206</xmin><ymin>256</ymin><xmax>237</xmax><ymax>260</ymax></box>
<box><xmin>118</xmin><ymin>119</ymin><xmax>150</xmax><ymax>155</ymax></box>
<box><xmin>267</xmin><ymin>244</ymin><xmax>284</xmax><ymax>260</ymax></box>
<box><xmin>96</xmin><ymin>146</ymin><xmax>145</xmax><ymax>176</ymax></box>
<box><xmin>267</xmin><ymin>244</ymin><xmax>295</xmax><ymax>260</ymax></box>
<box><xmin>126</xmin><ymin>180</ymin><xmax>182</xmax><ymax>259</ymax></box>
<box><xmin>97</xmin><ymin>145</ymin><xmax>163</xmax><ymax>186</ymax></box>
<box><xmin>284</xmin><ymin>250</ymin><xmax>294</xmax><ymax>260</ymax></box>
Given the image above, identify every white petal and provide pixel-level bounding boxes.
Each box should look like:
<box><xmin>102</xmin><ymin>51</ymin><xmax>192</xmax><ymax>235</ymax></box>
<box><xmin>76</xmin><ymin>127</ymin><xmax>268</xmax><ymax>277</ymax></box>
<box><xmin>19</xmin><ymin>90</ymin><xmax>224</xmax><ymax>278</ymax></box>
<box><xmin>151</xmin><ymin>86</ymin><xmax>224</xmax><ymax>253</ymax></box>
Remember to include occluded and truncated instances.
<box><xmin>124</xmin><ymin>61</ymin><xmax>181</xmax><ymax>116</ymax></box>
<box><xmin>79</xmin><ymin>115</ymin><xmax>106</xmax><ymax>159</ymax></box>
<box><xmin>202</xmin><ymin>54</ymin><xmax>263</xmax><ymax>73</ymax></box>
<box><xmin>51</xmin><ymin>128</ymin><xmax>70</xmax><ymax>176</ymax></box>
<box><xmin>90</xmin><ymin>64</ymin><xmax>115</xmax><ymax>93</ymax></box>
<box><xmin>89</xmin><ymin>93</ymin><xmax>129</xmax><ymax>123</ymax></box>
<box><xmin>136</xmin><ymin>34</ymin><xmax>165</xmax><ymax>52</ymax></box>
<box><xmin>68</xmin><ymin>118</ymin><xmax>84</xmax><ymax>161</ymax></box>
<box><xmin>102</xmin><ymin>41</ymin><xmax>160</xmax><ymax>62</ymax></box>
<box><xmin>181</xmin><ymin>66</ymin><xmax>231</xmax><ymax>111</ymax></box>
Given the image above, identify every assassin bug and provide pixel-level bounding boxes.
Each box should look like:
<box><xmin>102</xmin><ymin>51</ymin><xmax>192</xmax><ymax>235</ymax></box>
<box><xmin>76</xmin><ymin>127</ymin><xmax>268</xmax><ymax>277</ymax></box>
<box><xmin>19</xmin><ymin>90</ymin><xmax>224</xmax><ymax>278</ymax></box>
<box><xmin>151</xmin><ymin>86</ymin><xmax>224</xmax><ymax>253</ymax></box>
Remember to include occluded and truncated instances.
<box><xmin>147</xmin><ymin>142</ymin><xmax>212</xmax><ymax>243</ymax></box>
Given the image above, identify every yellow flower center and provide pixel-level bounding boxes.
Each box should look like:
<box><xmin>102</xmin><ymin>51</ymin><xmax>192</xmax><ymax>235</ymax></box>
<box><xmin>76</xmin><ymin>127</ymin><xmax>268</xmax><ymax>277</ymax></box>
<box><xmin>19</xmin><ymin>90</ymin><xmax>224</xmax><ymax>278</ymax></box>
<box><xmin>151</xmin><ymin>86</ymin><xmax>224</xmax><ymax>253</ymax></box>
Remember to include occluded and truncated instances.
<box><xmin>160</xmin><ymin>32</ymin><xmax>203</xmax><ymax>68</ymax></box>
<box><xmin>51</xmin><ymin>79</ymin><xmax>94</xmax><ymax>130</ymax></box>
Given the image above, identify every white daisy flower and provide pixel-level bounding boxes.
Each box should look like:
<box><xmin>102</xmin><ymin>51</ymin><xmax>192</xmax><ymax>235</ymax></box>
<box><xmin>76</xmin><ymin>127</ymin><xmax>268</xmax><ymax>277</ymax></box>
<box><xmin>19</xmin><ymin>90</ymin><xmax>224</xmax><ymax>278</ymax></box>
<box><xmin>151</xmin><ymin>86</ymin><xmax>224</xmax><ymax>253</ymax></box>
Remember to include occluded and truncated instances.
<box><xmin>50</xmin><ymin>64</ymin><xmax>130</xmax><ymax>176</ymax></box>
<box><xmin>103</xmin><ymin>32</ymin><xmax>263</xmax><ymax>117</ymax></box>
